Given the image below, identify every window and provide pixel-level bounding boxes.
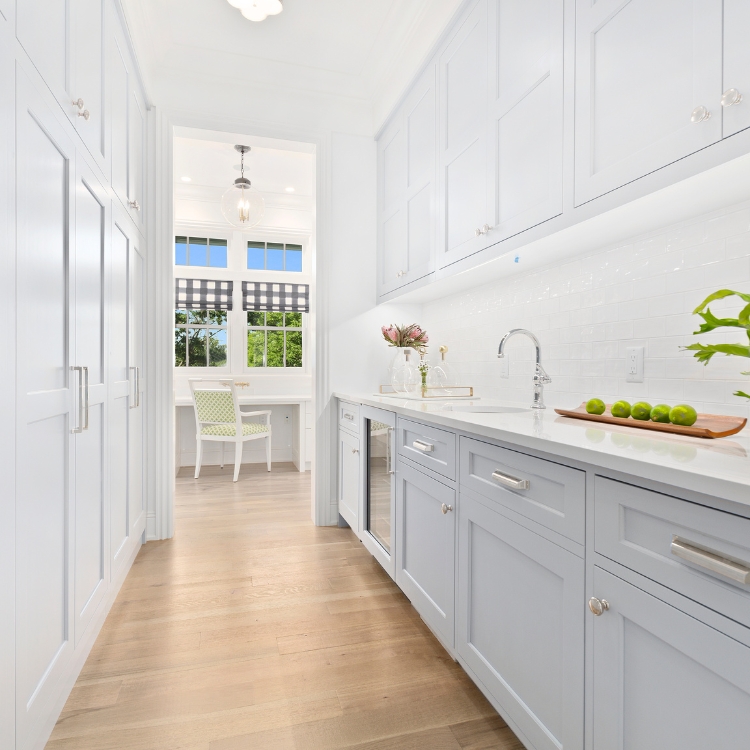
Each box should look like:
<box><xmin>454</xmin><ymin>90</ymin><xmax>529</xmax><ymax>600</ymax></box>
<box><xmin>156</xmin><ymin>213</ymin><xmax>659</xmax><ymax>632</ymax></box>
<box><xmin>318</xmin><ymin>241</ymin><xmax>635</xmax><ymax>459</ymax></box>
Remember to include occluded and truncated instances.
<box><xmin>247</xmin><ymin>312</ymin><xmax>303</xmax><ymax>368</ymax></box>
<box><xmin>175</xmin><ymin>310</ymin><xmax>228</xmax><ymax>367</ymax></box>
<box><xmin>247</xmin><ymin>241</ymin><xmax>303</xmax><ymax>272</ymax></box>
<box><xmin>175</xmin><ymin>236</ymin><xmax>228</xmax><ymax>268</ymax></box>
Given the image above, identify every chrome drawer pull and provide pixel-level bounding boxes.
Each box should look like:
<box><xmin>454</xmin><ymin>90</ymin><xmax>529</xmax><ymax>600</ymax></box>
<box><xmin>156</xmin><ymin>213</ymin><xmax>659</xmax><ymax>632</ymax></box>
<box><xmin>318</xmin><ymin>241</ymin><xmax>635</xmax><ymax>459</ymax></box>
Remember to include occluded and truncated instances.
<box><xmin>344</xmin><ymin>413</ymin><xmax>354</xmax><ymax>421</ymax></box>
<box><xmin>412</xmin><ymin>440</ymin><xmax>434</xmax><ymax>453</ymax></box>
<box><xmin>491</xmin><ymin>470</ymin><xmax>530</xmax><ymax>490</ymax></box>
<box><xmin>671</xmin><ymin>536</ymin><xmax>750</xmax><ymax>585</ymax></box>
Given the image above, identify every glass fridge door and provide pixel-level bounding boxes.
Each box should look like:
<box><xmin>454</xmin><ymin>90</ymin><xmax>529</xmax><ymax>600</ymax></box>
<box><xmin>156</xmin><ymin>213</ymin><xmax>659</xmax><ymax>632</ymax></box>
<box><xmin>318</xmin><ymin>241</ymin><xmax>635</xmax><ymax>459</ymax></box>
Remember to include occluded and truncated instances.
<box><xmin>366</xmin><ymin>419</ymin><xmax>393</xmax><ymax>554</ymax></box>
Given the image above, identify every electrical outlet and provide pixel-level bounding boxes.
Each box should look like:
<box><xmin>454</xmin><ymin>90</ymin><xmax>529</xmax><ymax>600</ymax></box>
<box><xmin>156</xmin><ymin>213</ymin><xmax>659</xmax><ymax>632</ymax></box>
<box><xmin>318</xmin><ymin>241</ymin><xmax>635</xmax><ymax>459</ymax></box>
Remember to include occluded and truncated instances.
<box><xmin>626</xmin><ymin>346</ymin><xmax>644</xmax><ymax>383</ymax></box>
<box><xmin>499</xmin><ymin>355</ymin><xmax>509</xmax><ymax>379</ymax></box>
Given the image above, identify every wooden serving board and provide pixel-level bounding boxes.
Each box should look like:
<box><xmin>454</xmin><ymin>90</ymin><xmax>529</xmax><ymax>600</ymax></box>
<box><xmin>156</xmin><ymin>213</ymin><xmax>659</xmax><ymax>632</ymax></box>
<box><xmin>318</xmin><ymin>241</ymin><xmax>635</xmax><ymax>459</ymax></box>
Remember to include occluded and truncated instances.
<box><xmin>554</xmin><ymin>403</ymin><xmax>747</xmax><ymax>439</ymax></box>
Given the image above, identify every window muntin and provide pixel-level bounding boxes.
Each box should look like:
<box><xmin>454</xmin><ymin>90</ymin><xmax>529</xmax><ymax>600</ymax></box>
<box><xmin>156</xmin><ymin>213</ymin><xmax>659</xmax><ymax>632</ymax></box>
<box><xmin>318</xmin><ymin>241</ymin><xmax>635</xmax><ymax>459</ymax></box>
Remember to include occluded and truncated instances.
<box><xmin>175</xmin><ymin>310</ymin><xmax>228</xmax><ymax>367</ymax></box>
<box><xmin>246</xmin><ymin>311</ymin><xmax>303</xmax><ymax>368</ymax></box>
<box><xmin>175</xmin><ymin>236</ymin><xmax>228</xmax><ymax>268</ymax></box>
<box><xmin>247</xmin><ymin>241</ymin><xmax>303</xmax><ymax>272</ymax></box>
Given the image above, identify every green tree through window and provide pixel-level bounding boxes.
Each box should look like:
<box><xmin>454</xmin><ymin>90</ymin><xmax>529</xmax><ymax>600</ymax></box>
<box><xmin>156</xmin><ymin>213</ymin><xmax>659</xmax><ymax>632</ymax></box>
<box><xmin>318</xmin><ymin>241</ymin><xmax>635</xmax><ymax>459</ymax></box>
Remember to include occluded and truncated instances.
<box><xmin>246</xmin><ymin>312</ymin><xmax>303</xmax><ymax>368</ymax></box>
<box><xmin>175</xmin><ymin>310</ymin><xmax>228</xmax><ymax>367</ymax></box>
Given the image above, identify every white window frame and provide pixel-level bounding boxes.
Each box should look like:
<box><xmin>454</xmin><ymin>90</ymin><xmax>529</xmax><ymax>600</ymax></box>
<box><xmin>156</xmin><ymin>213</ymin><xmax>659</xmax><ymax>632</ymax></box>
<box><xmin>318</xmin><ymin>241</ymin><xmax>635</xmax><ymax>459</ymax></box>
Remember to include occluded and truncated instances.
<box><xmin>174</xmin><ymin>309</ymin><xmax>230</xmax><ymax>370</ymax></box>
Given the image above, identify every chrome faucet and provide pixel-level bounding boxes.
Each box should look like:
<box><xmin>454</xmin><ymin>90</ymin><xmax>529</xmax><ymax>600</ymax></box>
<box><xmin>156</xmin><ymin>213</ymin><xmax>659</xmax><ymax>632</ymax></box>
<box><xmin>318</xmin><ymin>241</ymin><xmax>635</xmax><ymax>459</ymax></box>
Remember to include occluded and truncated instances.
<box><xmin>498</xmin><ymin>329</ymin><xmax>551</xmax><ymax>409</ymax></box>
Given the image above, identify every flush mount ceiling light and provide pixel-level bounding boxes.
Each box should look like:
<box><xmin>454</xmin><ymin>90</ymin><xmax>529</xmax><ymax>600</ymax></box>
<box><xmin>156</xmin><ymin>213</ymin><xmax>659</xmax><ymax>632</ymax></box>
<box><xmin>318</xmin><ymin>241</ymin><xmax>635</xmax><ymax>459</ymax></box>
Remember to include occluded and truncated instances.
<box><xmin>226</xmin><ymin>0</ymin><xmax>282</xmax><ymax>23</ymax></box>
<box><xmin>221</xmin><ymin>145</ymin><xmax>265</xmax><ymax>228</ymax></box>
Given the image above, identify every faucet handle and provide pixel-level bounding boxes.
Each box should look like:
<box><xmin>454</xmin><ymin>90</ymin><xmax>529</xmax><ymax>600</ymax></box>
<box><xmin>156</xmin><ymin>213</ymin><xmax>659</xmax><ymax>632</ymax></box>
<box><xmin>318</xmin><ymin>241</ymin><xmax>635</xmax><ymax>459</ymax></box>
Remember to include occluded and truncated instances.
<box><xmin>535</xmin><ymin>364</ymin><xmax>552</xmax><ymax>384</ymax></box>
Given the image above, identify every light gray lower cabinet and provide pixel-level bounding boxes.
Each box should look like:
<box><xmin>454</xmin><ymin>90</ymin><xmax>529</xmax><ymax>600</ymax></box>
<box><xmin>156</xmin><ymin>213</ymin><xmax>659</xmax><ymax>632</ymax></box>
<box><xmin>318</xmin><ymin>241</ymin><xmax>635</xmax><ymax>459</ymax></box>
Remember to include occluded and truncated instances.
<box><xmin>591</xmin><ymin>566</ymin><xmax>750</xmax><ymax>749</ymax></box>
<box><xmin>396</xmin><ymin>459</ymin><xmax>455</xmax><ymax>649</ymax></box>
<box><xmin>338</xmin><ymin>428</ymin><xmax>360</xmax><ymax>532</ymax></box>
<box><xmin>457</xmin><ymin>491</ymin><xmax>584</xmax><ymax>750</ymax></box>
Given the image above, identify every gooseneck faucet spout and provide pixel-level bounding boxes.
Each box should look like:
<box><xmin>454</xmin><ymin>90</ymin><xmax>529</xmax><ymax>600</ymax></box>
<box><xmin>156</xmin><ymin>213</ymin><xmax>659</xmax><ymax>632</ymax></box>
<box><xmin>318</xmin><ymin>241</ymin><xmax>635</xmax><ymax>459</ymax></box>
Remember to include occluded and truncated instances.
<box><xmin>497</xmin><ymin>328</ymin><xmax>551</xmax><ymax>409</ymax></box>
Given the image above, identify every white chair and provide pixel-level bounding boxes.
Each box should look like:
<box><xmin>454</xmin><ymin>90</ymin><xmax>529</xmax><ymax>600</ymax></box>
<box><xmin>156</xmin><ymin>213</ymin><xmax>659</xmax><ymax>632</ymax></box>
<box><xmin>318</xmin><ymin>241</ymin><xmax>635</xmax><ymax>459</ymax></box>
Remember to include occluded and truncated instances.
<box><xmin>189</xmin><ymin>378</ymin><xmax>272</xmax><ymax>482</ymax></box>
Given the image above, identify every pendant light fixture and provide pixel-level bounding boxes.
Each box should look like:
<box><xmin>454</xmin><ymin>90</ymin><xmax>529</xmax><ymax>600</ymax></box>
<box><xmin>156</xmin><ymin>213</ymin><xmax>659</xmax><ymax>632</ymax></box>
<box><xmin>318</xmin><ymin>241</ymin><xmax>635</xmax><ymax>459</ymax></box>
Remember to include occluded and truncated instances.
<box><xmin>220</xmin><ymin>145</ymin><xmax>264</xmax><ymax>229</ymax></box>
<box><xmin>226</xmin><ymin>0</ymin><xmax>282</xmax><ymax>23</ymax></box>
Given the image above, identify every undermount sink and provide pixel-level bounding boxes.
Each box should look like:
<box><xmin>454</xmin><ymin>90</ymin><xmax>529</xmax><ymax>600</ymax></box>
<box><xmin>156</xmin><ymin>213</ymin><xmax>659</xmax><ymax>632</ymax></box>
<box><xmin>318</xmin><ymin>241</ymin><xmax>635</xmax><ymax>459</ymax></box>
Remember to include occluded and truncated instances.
<box><xmin>442</xmin><ymin>404</ymin><xmax>529</xmax><ymax>414</ymax></box>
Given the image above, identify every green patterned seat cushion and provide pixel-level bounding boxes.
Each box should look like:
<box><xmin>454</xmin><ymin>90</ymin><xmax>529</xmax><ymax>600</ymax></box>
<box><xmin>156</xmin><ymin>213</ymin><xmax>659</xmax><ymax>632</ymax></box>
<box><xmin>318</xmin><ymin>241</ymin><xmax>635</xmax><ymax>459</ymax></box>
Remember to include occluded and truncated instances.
<box><xmin>201</xmin><ymin>422</ymin><xmax>270</xmax><ymax>437</ymax></box>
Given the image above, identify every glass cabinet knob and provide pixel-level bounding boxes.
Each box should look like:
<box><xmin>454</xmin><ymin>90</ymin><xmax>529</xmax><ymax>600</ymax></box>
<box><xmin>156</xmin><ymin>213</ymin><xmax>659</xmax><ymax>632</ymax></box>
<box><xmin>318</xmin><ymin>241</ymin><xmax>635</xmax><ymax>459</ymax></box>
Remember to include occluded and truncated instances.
<box><xmin>721</xmin><ymin>88</ymin><xmax>742</xmax><ymax>107</ymax></box>
<box><xmin>690</xmin><ymin>105</ymin><xmax>711</xmax><ymax>123</ymax></box>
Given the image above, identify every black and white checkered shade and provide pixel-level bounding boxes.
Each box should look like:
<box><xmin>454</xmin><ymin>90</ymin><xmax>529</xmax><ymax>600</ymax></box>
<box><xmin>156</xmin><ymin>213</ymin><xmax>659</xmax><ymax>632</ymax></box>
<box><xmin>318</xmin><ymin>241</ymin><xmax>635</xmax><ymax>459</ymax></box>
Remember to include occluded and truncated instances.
<box><xmin>175</xmin><ymin>279</ymin><xmax>233</xmax><ymax>310</ymax></box>
<box><xmin>242</xmin><ymin>282</ymin><xmax>309</xmax><ymax>313</ymax></box>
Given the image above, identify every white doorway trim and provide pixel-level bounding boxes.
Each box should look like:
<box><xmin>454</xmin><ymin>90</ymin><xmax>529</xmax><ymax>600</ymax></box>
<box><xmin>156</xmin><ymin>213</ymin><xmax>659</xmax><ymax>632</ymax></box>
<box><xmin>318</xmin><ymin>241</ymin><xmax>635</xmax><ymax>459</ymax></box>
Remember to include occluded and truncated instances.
<box><xmin>147</xmin><ymin>107</ymin><xmax>332</xmax><ymax>540</ymax></box>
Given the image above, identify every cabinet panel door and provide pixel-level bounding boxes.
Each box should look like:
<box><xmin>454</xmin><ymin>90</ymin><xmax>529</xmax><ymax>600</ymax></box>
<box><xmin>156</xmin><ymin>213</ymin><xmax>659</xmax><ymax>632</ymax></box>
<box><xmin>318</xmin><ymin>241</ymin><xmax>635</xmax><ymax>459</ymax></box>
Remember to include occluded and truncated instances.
<box><xmin>378</xmin><ymin>119</ymin><xmax>407</xmax><ymax>295</ymax></box>
<box><xmin>110</xmin><ymin>21</ymin><xmax>130</xmax><ymax>210</ymax></box>
<box><xmin>723</xmin><ymin>0</ymin><xmax>750</xmax><ymax>137</ymax></box>
<box><xmin>338</xmin><ymin>430</ymin><xmax>360</xmax><ymax>531</ymax></box>
<box><xmin>457</xmin><ymin>493</ymin><xmax>584</xmax><ymax>750</ymax></box>
<box><xmin>397</xmin><ymin>461</ymin><xmax>455</xmax><ymax>648</ymax></box>
<box><xmin>73</xmin><ymin>156</ymin><xmax>109</xmax><ymax>644</ymax></box>
<box><xmin>128</xmin><ymin>84</ymin><xmax>146</xmax><ymax>231</ymax></box>
<box><xmin>488</xmin><ymin>0</ymin><xmax>563</xmax><ymax>241</ymax></box>
<box><xmin>128</xmin><ymin>240</ymin><xmax>145</xmax><ymax>537</ymax></box>
<box><xmin>15</xmin><ymin>68</ymin><xmax>76</xmax><ymax>749</ymax></box>
<box><xmin>72</xmin><ymin>0</ymin><xmax>107</xmax><ymax>173</ymax></box>
<box><xmin>575</xmin><ymin>0</ymin><xmax>722</xmax><ymax>205</ymax></box>
<box><xmin>591</xmin><ymin>566</ymin><xmax>750</xmax><ymax>749</ymax></box>
<box><xmin>438</xmin><ymin>0</ymin><xmax>491</xmax><ymax>269</ymax></box>
<box><xmin>16</xmin><ymin>0</ymin><xmax>69</xmax><ymax>107</ymax></box>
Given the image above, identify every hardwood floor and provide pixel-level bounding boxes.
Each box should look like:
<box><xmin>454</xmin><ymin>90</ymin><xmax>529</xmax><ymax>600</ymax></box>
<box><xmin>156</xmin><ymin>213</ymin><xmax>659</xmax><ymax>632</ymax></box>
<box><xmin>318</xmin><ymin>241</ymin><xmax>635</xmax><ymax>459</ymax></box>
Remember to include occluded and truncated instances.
<box><xmin>47</xmin><ymin>463</ymin><xmax>524</xmax><ymax>750</ymax></box>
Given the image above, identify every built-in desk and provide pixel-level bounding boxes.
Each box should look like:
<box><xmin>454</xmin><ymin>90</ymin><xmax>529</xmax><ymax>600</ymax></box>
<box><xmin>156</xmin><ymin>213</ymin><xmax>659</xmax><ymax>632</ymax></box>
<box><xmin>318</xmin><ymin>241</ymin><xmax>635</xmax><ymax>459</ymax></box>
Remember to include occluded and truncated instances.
<box><xmin>174</xmin><ymin>395</ymin><xmax>312</xmax><ymax>472</ymax></box>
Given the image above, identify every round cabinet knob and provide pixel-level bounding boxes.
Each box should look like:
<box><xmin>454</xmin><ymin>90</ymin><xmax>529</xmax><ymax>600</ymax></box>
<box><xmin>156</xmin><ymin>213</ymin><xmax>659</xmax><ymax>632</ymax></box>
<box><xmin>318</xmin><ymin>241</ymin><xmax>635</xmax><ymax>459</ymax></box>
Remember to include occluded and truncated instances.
<box><xmin>475</xmin><ymin>227</ymin><xmax>482</xmax><ymax>237</ymax></box>
<box><xmin>588</xmin><ymin>597</ymin><xmax>610</xmax><ymax>616</ymax></box>
<box><xmin>721</xmin><ymin>88</ymin><xmax>742</xmax><ymax>107</ymax></box>
<box><xmin>351</xmin><ymin>448</ymin><xmax>359</xmax><ymax>454</ymax></box>
<box><xmin>441</xmin><ymin>503</ymin><xmax>453</xmax><ymax>514</ymax></box>
<box><xmin>72</xmin><ymin>97</ymin><xmax>84</xmax><ymax>109</ymax></box>
<box><xmin>691</xmin><ymin>105</ymin><xmax>711</xmax><ymax>123</ymax></box>
<box><xmin>78</xmin><ymin>109</ymin><xmax>90</xmax><ymax>121</ymax></box>
<box><xmin>481</xmin><ymin>223</ymin><xmax>490</xmax><ymax>234</ymax></box>
<box><xmin>128</xmin><ymin>200</ymin><xmax>141</xmax><ymax>211</ymax></box>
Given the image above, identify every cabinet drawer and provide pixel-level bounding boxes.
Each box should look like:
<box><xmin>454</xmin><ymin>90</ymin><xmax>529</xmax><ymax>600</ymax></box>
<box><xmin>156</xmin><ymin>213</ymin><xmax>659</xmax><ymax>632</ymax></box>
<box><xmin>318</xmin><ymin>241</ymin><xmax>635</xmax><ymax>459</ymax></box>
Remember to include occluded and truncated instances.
<box><xmin>397</xmin><ymin>418</ymin><xmax>456</xmax><ymax>481</ymax></box>
<box><xmin>595</xmin><ymin>477</ymin><xmax>750</xmax><ymax>629</ymax></box>
<box><xmin>338</xmin><ymin>401</ymin><xmax>359</xmax><ymax>433</ymax></box>
<box><xmin>460</xmin><ymin>437</ymin><xmax>585</xmax><ymax>544</ymax></box>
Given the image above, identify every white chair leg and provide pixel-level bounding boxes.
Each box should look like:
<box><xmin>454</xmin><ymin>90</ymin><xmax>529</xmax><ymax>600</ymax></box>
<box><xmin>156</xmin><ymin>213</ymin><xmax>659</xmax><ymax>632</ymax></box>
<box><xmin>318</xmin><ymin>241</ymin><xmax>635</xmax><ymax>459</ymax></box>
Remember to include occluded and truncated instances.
<box><xmin>194</xmin><ymin>435</ymin><xmax>203</xmax><ymax>479</ymax></box>
<box><xmin>233</xmin><ymin>440</ymin><xmax>243</xmax><ymax>482</ymax></box>
<box><xmin>266</xmin><ymin>434</ymin><xmax>271</xmax><ymax>472</ymax></box>
<box><xmin>220</xmin><ymin>441</ymin><xmax>225</xmax><ymax>469</ymax></box>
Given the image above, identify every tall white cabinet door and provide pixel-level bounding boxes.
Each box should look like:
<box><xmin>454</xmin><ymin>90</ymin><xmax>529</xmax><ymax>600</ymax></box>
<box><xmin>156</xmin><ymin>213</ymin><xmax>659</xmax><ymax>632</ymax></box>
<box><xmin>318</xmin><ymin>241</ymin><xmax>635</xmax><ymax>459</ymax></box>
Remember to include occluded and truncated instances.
<box><xmin>128</xmin><ymin>83</ymin><xmax>147</xmax><ymax>232</ymax></box>
<box><xmin>72</xmin><ymin>156</ymin><xmax>109</xmax><ymax>644</ymax></box>
<box><xmin>16</xmin><ymin>0</ymin><xmax>69</xmax><ymax>110</ymax></box>
<box><xmin>378</xmin><ymin>118</ymin><xmax>407</xmax><ymax>295</ymax></box>
<box><xmin>575</xmin><ymin>0</ymin><xmax>723</xmax><ymax>205</ymax></box>
<box><xmin>109</xmin><ymin>19</ymin><xmax>131</xmax><ymax>210</ymax></box>
<box><xmin>128</xmin><ymin>241</ymin><xmax>145</xmax><ymax>537</ymax></box>
<box><xmin>438</xmin><ymin>0</ymin><xmax>490</xmax><ymax>269</ymax></box>
<box><xmin>14</xmin><ymin>69</ymin><xmax>76</xmax><ymax>749</ymax></box>
<box><xmin>338</xmin><ymin>429</ymin><xmax>360</xmax><ymax>531</ymax></box>
<box><xmin>457</xmin><ymin>493</ymin><xmax>584</xmax><ymax>750</ymax></box>
<box><xmin>723</xmin><ymin>0</ymin><xmax>750</xmax><ymax>138</ymax></box>
<box><xmin>402</xmin><ymin>63</ymin><xmax>437</xmax><ymax>287</ymax></box>
<box><xmin>488</xmin><ymin>0</ymin><xmax>563</xmax><ymax>241</ymax></box>
<box><xmin>71</xmin><ymin>0</ymin><xmax>108</xmax><ymax>174</ymax></box>
<box><xmin>109</xmin><ymin>219</ymin><xmax>131</xmax><ymax>573</ymax></box>
<box><xmin>591</xmin><ymin>567</ymin><xmax>750</xmax><ymax>749</ymax></box>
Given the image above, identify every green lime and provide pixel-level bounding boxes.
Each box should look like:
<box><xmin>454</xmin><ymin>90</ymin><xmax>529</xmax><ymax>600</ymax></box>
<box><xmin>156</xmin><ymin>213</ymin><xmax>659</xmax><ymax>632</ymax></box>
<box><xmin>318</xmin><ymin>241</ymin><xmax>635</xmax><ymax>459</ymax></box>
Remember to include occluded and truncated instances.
<box><xmin>631</xmin><ymin>401</ymin><xmax>652</xmax><ymax>420</ymax></box>
<box><xmin>586</xmin><ymin>398</ymin><xmax>606</xmax><ymax>415</ymax></box>
<box><xmin>650</xmin><ymin>404</ymin><xmax>671</xmax><ymax>423</ymax></box>
<box><xmin>669</xmin><ymin>404</ymin><xmax>698</xmax><ymax>427</ymax></box>
<box><xmin>611</xmin><ymin>400</ymin><xmax>631</xmax><ymax>419</ymax></box>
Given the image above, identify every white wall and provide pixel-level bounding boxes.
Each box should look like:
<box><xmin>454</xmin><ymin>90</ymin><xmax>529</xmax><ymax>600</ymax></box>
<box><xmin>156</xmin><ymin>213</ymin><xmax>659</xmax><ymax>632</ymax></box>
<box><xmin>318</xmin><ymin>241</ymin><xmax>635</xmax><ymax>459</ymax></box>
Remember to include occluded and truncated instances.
<box><xmin>421</xmin><ymin>201</ymin><xmax>750</xmax><ymax>419</ymax></box>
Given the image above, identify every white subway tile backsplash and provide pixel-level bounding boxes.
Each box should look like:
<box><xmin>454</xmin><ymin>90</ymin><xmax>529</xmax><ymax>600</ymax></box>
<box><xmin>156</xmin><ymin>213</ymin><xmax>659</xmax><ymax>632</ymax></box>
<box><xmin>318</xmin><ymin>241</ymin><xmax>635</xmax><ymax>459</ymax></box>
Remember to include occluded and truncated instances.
<box><xmin>422</xmin><ymin>200</ymin><xmax>750</xmax><ymax>417</ymax></box>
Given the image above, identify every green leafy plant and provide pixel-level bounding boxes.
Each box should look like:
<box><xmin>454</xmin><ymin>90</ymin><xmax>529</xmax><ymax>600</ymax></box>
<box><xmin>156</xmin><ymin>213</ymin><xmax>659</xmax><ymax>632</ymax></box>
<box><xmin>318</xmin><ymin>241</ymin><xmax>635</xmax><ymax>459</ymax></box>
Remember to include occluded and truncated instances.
<box><xmin>683</xmin><ymin>289</ymin><xmax>750</xmax><ymax>400</ymax></box>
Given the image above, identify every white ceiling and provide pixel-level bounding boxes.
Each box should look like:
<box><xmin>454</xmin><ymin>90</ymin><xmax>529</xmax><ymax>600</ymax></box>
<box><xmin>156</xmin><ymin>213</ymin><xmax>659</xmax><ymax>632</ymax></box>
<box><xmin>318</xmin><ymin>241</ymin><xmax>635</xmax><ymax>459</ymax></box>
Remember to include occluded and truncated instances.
<box><xmin>121</xmin><ymin>0</ymin><xmax>462</xmax><ymax>133</ymax></box>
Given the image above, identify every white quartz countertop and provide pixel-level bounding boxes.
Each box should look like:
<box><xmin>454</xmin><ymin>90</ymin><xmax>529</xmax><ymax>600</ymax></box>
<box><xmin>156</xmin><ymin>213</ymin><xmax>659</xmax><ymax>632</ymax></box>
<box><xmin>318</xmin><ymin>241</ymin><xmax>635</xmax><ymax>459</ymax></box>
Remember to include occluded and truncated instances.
<box><xmin>334</xmin><ymin>392</ymin><xmax>750</xmax><ymax>509</ymax></box>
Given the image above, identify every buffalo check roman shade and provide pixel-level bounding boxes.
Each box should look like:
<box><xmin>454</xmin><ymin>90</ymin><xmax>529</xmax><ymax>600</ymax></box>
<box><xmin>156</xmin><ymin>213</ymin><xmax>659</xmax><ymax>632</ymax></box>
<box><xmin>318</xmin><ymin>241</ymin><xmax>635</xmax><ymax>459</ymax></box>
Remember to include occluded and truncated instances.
<box><xmin>242</xmin><ymin>282</ymin><xmax>309</xmax><ymax>313</ymax></box>
<box><xmin>175</xmin><ymin>279</ymin><xmax>233</xmax><ymax>310</ymax></box>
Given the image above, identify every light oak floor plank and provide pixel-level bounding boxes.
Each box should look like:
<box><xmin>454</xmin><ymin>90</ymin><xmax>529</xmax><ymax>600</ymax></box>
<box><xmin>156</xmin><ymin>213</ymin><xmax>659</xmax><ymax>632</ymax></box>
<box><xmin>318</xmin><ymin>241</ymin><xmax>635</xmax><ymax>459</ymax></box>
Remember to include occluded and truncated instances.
<box><xmin>46</xmin><ymin>461</ymin><xmax>520</xmax><ymax>750</ymax></box>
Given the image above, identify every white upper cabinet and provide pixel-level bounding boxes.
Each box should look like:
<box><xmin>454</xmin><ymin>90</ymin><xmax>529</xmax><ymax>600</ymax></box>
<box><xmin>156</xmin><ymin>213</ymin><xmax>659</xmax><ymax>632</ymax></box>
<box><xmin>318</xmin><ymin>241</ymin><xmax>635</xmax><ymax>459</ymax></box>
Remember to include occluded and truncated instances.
<box><xmin>723</xmin><ymin>0</ymin><xmax>750</xmax><ymax>138</ymax></box>
<box><xmin>378</xmin><ymin>64</ymin><xmax>437</xmax><ymax>296</ymax></box>
<box><xmin>437</xmin><ymin>0</ymin><xmax>490</xmax><ymax>269</ymax></box>
<box><xmin>488</xmin><ymin>0</ymin><xmax>563</xmax><ymax>241</ymax></box>
<box><xmin>17</xmin><ymin>0</ymin><xmax>108</xmax><ymax>173</ymax></box>
<box><xmin>574</xmin><ymin>0</ymin><xmax>723</xmax><ymax>205</ymax></box>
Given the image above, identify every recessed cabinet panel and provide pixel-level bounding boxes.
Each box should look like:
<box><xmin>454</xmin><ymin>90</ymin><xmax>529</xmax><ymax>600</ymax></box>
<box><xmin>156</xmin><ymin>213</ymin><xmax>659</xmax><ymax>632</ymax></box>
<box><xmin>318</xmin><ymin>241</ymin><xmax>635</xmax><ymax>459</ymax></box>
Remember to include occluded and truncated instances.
<box><xmin>382</xmin><ymin>208</ymin><xmax>406</xmax><ymax>286</ymax></box>
<box><xmin>338</xmin><ymin>429</ymin><xmax>360</xmax><ymax>531</ymax></box>
<box><xmin>110</xmin><ymin>33</ymin><xmax>130</xmax><ymax>209</ymax></box>
<box><xmin>457</xmin><ymin>493</ymin><xmax>584</xmax><ymax>750</ymax></box>
<box><xmin>575</xmin><ymin>0</ymin><xmax>722</xmax><ymax>204</ymax></box>
<box><xmin>723</xmin><ymin>0</ymin><xmax>750</xmax><ymax>138</ymax></box>
<box><xmin>592</xmin><ymin>567</ymin><xmax>750</xmax><ymax>749</ymax></box>
<box><xmin>16</xmin><ymin>0</ymin><xmax>68</xmax><ymax>103</ymax></box>
<box><xmin>438</xmin><ymin>0</ymin><xmax>490</xmax><ymax>269</ymax></box>
<box><xmin>407</xmin><ymin>83</ymin><xmax>435</xmax><ymax>186</ymax></box>
<box><xmin>406</xmin><ymin>185</ymin><xmax>432</xmax><ymax>276</ymax></box>
<box><xmin>397</xmin><ymin>461</ymin><xmax>455</xmax><ymax>648</ymax></box>
<box><xmin>382</xmin><ymin>125</ymin><xmax>405</xmax><ymax>212</ymax></box>
<box><xmin>128</xmin><ymin>243</ymin><xmax>145</xmax><ymax>535</ymax></box>
<box><xmin>128</xmin><ymin>87</ymin><xmax>146</xmax><ymax>230</ymax></box>
<box><xmin>490</xmin><ymin>0</ymin><xmax>563</xmax><ymax>240</ymax></box>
